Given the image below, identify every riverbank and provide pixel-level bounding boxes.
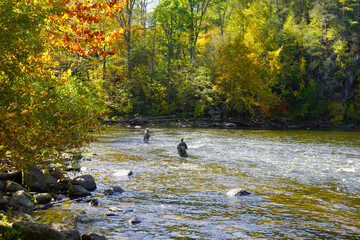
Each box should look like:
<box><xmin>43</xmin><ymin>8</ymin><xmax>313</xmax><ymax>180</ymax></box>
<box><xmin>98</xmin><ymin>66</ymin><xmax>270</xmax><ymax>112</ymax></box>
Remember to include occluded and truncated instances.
<box><xmin>0</xmin><ymin>157</ymin><xmax>108</xmax><ymax>240</ymax></box>
<box><xmin>101</xmin><ymin>116</ymin><xmax>360</xmax><ymax>130</ymax></box>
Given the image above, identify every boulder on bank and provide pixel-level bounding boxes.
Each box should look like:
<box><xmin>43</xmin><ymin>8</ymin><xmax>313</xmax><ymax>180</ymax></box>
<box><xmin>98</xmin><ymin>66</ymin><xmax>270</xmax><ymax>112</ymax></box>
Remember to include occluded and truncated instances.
<box><xmin>81</xmin><ymin>233</ymin><xmax>106</xmax><ymax>240</ymax></box>
<box><xmin>0</xmin><ymin>169</ymin><xmax>21</xmax><ymax>181</ymax></box>
<box><xmin>34</xmin><ymin>193</ymin><xmax>52</xmax><ymax>204</ymax></box>
<box><xmin>11</xmin><ymin>190</ymin><xmax>35</xmax><ymax>211</ymax></box>
<box><xmin>49</xmin><ymin>167</ymin><xmax>64</xmax><ymax>180</ymax></box>
<box><xmin>5</xmin><ymin>180</ymin><xmax>24</xmax><ymax>192</ymax></box>
<box><xmin>45</xmin><ymin>173</ymin><xmax>61</xmax><ymax>192</ymax></box>
<box><xmin>226</xmin><ymin>188</ymin><xmax>251</xmax><ymax>197</ymax></box>
<box><xmin>68</xmin><ymin>185</ymin><xmax>91</xmax><ymax>198</ymax></box>
<box><xmin>0</xmin><ymin>196</ymin><xmax>10</xmax><ymax>210</ymax></box>
<box><xmin>51</xmin><ymin>223</ymin><xmax>81</xmax><ymax>240</ymax></box>
<box><xmin>13</xmin><ymin>222</ymin><xmax>80</xmax><ymax>240</ymax></box>
<box><xmin>24</xmin><ymin>167</ymin><xmax>48</xmax><ymax>193</ymax></box>
<box><xmin>72</xmin><ymin>175</ymin><xmax>96</xmax><ymax>191</ymax></box>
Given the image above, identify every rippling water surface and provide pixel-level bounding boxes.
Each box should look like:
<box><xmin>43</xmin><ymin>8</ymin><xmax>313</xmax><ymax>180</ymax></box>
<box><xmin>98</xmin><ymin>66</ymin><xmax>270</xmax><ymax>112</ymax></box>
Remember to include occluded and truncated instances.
<box><xmin>40</xmin><ymin>126</ymin><xmax>360</xmax><ymax>239</ymax></box>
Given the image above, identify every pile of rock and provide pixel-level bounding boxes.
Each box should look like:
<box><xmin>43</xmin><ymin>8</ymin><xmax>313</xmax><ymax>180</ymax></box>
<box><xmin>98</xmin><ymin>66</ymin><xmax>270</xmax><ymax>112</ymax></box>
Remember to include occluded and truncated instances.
<box><xmin>0</xmin><ymin>163</ymin><xmax>106</xmax><ymax>240</ymax></box>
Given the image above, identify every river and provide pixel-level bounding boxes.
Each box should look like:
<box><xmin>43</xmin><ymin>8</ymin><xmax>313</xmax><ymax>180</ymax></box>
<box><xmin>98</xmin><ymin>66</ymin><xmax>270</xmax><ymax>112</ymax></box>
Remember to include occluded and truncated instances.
<box><xmin>39</xmin><ymin>126</ymin><xmax>360</xmax><ymax>239</ymax></box>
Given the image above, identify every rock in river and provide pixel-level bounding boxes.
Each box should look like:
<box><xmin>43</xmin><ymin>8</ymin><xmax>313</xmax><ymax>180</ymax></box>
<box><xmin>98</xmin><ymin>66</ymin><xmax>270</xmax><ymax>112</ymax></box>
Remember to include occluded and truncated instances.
<box><xmin>226</xmin><ymin>188</ymin><xmax>251</xmax><ymax>197</ymax></box>
<box><xmin>72</xmin><ymin>175</ymin><xmax>97</xmax><ymax>191</ymax></box>
<box><xmin>81</xmin><ymin>232</ymin><xmax>106</xmax><ymax>240</ymax></box>
<box><xmin>113</xmin><ymin>170</ymin><xmax>133</xmax><ymax>177</ymax></box>
<box><xmin>129</xmin><ymin>217</ymin><xmax>141</xmax><ymax>224</ymax></box>
<box><xmin>104</xmin><ymin>186</ymin><xmax>124</xmax><ymax>195</ymax></box>
<box><xmin>67</xmin><ymin>185</ymin><xmax>91</xmax><ymax>198</ymax></box>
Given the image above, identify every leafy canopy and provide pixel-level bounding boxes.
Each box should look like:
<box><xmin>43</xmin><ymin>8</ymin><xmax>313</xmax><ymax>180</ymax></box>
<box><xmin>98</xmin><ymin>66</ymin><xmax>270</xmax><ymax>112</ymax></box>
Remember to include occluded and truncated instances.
<box><xmin>0</xmin><ymin>0</ymin><xmax>125</xmax><ymax>169</ymax></box>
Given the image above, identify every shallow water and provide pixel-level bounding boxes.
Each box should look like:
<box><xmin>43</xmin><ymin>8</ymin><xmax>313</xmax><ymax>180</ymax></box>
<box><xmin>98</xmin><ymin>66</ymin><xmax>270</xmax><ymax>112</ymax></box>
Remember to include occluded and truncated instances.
<box><xmin>39</xmin><ymin>126</ymin><xmax>360</xmax><ymax>239</ymax></box>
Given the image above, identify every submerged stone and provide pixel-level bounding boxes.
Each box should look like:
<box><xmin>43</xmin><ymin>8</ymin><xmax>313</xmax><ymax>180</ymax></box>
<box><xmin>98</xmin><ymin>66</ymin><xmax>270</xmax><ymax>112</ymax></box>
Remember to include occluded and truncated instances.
<box><xmin>104</xmin><ymin>186</ymin><xmax>124</xmax><ymax>195</ymax></box>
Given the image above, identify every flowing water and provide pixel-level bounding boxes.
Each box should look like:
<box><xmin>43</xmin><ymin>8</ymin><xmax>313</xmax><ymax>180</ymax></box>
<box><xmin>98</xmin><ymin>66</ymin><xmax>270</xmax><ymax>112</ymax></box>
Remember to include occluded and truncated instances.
<box><xmin>39</xmin><ymin>126</ymin><xmax>360</xmax><ymax>239</ymax></box>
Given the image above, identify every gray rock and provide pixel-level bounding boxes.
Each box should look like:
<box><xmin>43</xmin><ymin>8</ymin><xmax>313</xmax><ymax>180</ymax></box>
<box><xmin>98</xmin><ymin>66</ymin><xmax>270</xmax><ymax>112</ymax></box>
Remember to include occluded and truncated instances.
<box><xmin>103</xmin><ymin>186</ymin><xmax>124</xmax><ymax>195</ymax></box>
<box><xmin>5</xmin><ymin>180</ymin><xmax>24</xmax><ymax>192</ymax></box>
<box><xmin>226</xmin><ymin>188</ymin><xmax>251</xmax><ymax>197</ymax></box>
<box><xmin>0</xmin><ymin>169</ymin><xmax>21</xmax><ymax>181</ymax></box>
<box><xmin>81</xmin><ymin>233</ymin><xmax>106</xmax><ymax>240</ymax></box>
<box><xmin>113</xmin><ymin>170</ymin><xmax>133</xmax><ymax>177</ymax></box>
<box><xmin>51</xmin><ymin>223</ymin><xmax>81</xmax><ymax>240</ymax></box>
<box><xmin>106</xmin><ymin>207</ymin><xmax>133</xmax><ymax>216</ymax></box>
<box><xmin>129</xmin><ymin>217</ymin><xmax>141</xmax><ymax>224</ymax></box>
<box><xmin>55</xmin><ymin>194</ymin><xmax>67</xmax><ymax>201</ymax></box>
<box><xmin>81</xmin><ymin>156</ymin><xmax>92</xmax><ymax>161</ymax></box>
<box><xmin>58</xmin><ymin>178</ymin><xmax>72</xmax><ymax>191</ymax></box>
<box><xmin>68</xmin><ymin>185</ymin><xmax>91</xmax><ymax>198</ymax></box>
<box><xmin>49</xmin><ymin>167</ymin><xmax>64</xmax><ymax>180</ymax></box>
<box><xmin>45</xmin><ymin>173</ymin><xmax>61</xmax><ymax>192</ymax></box>
<box><xmin>35</xmin><ymin>193</ymin><xmax>52</xmax><ymax>204</ymax></box>
<box><xmin>72</xmin><ymin>175</ymin><xmax>96</xmax><ymax>191</ymax></box>
<box><xmin>13</xmin><ymin>222</ymin><xmax>67</xmax><ymax>240</ymax></box>
<box><xmin>24</xmin><ymin>167</ymin><xmax>48</xmax><ymax>192</ymax></box>
<box><xmin>223</xmin><ymin>122</ymin><xmax>237</xmax><ymax>128</ymax></box>
<box><xmin>11</xmin><ymin>190</ymin><xmax>34</xmax><ymax>210</ymax></box>
<box><xmin>108</xmin><ymin>206</ymin><xmax>133</xmax><ymax>213</ymax></box>
<box><xmin>0</xmin><ymin>196</ymin><xmax>10</xmax><ymax>210</ymax></box>
<box><xmin>66</xmin><ymin>164</ymin><xmax>81</xmax><ymax>172</ymax></box>
<box><xmin>89</xmin><ymin>198</ymin><xmax>99</xmax><ymax>206</ymax></box>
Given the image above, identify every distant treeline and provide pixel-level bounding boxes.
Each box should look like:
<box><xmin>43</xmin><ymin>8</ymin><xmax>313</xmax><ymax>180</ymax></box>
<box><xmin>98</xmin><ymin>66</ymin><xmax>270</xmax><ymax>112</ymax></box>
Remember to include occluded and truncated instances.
<box><xmin>78</xmin><ymin>0</ymin><xmax>359</xmax><ymax>126</ymax></box>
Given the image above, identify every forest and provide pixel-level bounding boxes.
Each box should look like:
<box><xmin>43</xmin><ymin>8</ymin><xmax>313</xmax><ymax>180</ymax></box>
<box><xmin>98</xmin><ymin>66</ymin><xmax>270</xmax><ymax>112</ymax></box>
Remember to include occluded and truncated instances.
<box><xmin>0</xmin><ymin>0</ymin><xmax>360</xmax><ymax>167</ymax></box>
<box><xmin>90</xmin><ymin>0</ymin><xmax>360</xmax><ymax>126</ymax></box>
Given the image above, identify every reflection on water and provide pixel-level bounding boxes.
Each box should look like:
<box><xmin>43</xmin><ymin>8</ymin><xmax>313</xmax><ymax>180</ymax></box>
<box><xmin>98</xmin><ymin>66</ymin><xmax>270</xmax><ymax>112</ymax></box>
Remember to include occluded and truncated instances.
<box><xmin>39</xmin><ymin>126</ymin><xmax>360</xmax><ymax>239</ymax></box>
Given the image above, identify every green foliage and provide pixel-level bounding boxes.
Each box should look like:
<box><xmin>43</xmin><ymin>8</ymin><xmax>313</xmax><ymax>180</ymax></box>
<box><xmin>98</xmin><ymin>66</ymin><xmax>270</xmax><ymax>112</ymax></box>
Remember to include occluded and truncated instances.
<box><xmin>0</xmin><ymin>212</ymin><xmax>25</xmax><ymax>240</ymax></box>
<box><xmin>0</xmin><ymin>225</ymin><xmax>24</xmax><ymax>240</ymax></box>
<box><xmin>328</xmin><ymin>101</ymin><xmax>344</xmax><ymax>126</ymax></box>
<box><xmin>0</xmin><ymin>0</ymin><xmax>109</xmax><ymax>170</ymax></box>
<box><xmin>345</xmin><ymin>81</ymin><xmax>360</xmax><ymax>122</ymax></box>
<box><xmin>345</xmin><ymin>102</ymin><xmax>360</xmax><ymax>122</ymax></box>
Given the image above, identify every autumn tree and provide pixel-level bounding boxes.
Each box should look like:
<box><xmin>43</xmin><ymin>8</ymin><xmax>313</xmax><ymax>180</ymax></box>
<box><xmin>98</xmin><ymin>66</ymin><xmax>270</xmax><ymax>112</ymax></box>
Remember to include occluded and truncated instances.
<box><xmin>214</xmin><ymin>37</ymin><xmax>278</xmax><ymax>119</ymax></box>
<box><xmin>0</xmin><ymin>0</ymin><xmax>125</xmax><ymax>170</ymax></box>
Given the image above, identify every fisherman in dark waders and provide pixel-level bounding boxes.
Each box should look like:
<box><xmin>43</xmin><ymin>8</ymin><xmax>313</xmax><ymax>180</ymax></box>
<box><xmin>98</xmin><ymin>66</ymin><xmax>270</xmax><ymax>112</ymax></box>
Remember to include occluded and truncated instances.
<box><xmin>177</xmin><ymin>138</ymin><xmax>188</xmax><ymax>157</ymax></box>
<box><xmin>143</xmin><ymin>128</ymin><xmax>150</xmax><ymax>143</ymax></box>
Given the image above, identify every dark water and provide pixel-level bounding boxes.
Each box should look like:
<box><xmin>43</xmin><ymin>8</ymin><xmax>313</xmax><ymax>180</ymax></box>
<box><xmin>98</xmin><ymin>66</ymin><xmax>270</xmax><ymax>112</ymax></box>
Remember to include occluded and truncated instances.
<box><xmin>39</xmin><ymin>126</ymin><xmax>360</xmax><ymax>239</ymax></box>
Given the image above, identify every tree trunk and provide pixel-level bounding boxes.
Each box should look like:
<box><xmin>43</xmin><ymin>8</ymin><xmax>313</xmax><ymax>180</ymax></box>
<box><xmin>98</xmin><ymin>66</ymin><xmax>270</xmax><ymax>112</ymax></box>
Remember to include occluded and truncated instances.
<box><xmin>167</xmin><ymin>52</ymin><xmax>171</xmax><ymax>105</ymax></box>
<box><xmin>103</xmin><ymin>45</ymin><xmax>106</xmax><ymax>81</ymax></box>
<box><xmin>150</xmin><ymin>38</ymin><xmax>155</xmax><ymax>103</ymax></box>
